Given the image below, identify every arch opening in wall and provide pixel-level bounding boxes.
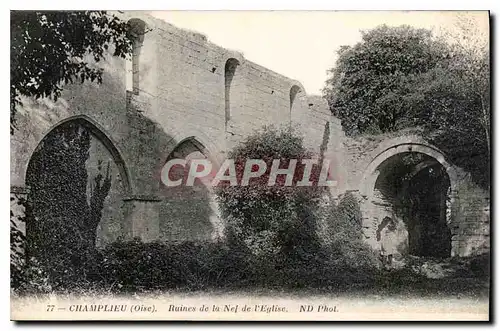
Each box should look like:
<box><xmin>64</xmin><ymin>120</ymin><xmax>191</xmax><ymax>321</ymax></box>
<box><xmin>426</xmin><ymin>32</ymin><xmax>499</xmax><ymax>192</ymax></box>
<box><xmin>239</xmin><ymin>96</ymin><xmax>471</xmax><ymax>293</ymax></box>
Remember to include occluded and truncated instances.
<box><xmin>159</xmin><ymin>137</ymin><xmax>222</xmax><ymax>241</ymax></box>
<box><xmin>224</xmin><ymin>58</ymin><xmax>240</xmax><ymax>129</ymax></box>
<box><xmin>25</xmin><ymin>118</ymin><xmax>130</xmax><ymax>272</ymax></box>
<box><xmin>126</xmin><ymin>18</ymin><xmax>146</xmax><ymax>94</ymax></box>
<box><xmin>290</xmin><ymin>85</ymin><xmax>302</xmax><ymax>109</ymax></box>
<box><xmin>289</xmin><ymin>85</ymin><xmax>303</xmax><ymax>123</ymax></box>
<box><xmin>366</xmin><ymin>150</ymin><xmax>453</xmax><ymax>258</ymax></box>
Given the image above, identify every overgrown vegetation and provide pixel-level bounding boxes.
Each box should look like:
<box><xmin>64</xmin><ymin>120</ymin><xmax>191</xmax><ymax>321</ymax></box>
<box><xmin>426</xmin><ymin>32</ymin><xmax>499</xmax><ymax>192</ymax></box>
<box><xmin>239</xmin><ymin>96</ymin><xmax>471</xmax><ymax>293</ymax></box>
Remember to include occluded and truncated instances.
<box><xmin>322</xmin><ymin>193</ymin><xmax>379</xmax><ymax>271</ymax></box>
<box><xmin>214</xmin><ymin>126</ymin><xmax>326</xmax><ymax>267</ymax></box>
<box><xmin>12</xmin><ymin>126</ymin><xmax>382</xmax><ymax>294</ymax></box>
<box><xmin>323</xmin><ymin>19</ymin><xmax>490</xmax><ymax>187</ymax></box>
<box><xmin>12</xmin><ymin>238</ymin><xmax>489</xmax><ymax>296</ymax></box>
<box><xmin>11</xmin><ymin>125</ymin><xmax>489</xmax><ymax>296</ymax></box>
<box><xmin>11</xmin><ymin>123</ymin><xmax>112</xmax><ymax>292</ymax></box>
<box><xmin>11</xmin><ymin>10</ymin><xmax>132</xmax><ymax>288</ymax></box>
<box><xmin>10</xmin><ymin>14</ymin><xmax>490</xmax><ymax>297</ymax></box>
<box><xmin>10</xmin><ymin>11</ymin><xmax>132</xmax><ymax>133</ymax></box>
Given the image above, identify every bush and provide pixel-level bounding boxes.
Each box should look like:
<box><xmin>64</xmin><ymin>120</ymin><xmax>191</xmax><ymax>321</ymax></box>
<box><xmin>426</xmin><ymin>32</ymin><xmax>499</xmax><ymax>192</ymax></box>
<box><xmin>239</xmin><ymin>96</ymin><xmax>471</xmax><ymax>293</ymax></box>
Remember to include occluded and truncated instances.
<box><xmin>95</xmin><ymin>238</ymin><xmax>254</xmax><ymax>292</ymax></box>
<box><xmin>10</xmin><ymin>197</ymin><xmax>25</xmax><ymax>291</ymax></box>
<box><xmin>87</xmin><ymin>237</ymin><xmax>372</xmax><ymax>292</ymax></box>
<box><xmin>321</xmin><ymin>193</ymin><xmax>379</xmax><ymax>275</ymax></box>
<box><xmin>469</xmin><ymin>252</ymin><xmax>490</xmax><ymax>279</ymax></box>
<box><xmin>214</xmin><ymin>125</ymin><xmax>327</xmax><ymax>266</ymax></box>
<box><xmin>12</xmin><ymin>256</ymin><xmax>53</xmax><ymax>294</ymax></box>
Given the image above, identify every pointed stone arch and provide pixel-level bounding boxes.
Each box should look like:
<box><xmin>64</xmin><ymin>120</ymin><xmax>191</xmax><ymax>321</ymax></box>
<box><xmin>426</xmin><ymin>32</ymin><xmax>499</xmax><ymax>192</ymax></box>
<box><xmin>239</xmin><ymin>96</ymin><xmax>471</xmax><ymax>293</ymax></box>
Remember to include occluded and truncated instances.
<box><xmin>158</xmin><ymin>135</ymin><xmax>224</xmax><ymax>242</ymax></box>
<box><xmin>26</xmin><ymin>115</ymin><xmax>132</xmax><ymax>195</ymax></box>
<box><xmin>25</xmin><ymin>115</ymin><xmax>133</xmax><ymax>250</ymax></box>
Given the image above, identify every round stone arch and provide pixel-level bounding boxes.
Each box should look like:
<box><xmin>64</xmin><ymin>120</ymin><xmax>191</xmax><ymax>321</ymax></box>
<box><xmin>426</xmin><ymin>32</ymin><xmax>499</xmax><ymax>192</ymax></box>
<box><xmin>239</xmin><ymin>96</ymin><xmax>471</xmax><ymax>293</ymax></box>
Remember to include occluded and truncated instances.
<box><xmin>360</xmin><ymin>140</ymin><xmax>458</xmax><ymax>199</ymax></box>
<box><xmin>24</xmin><ymin>115</ymin><xmax>133</xmax><ymax>195</ymax></box>
<box><xmin>221</xmin><ymin>51</ymin><xmax>245</xmax><ymax>71</ymax></box>
<box><xmin>358</xmin><ymin>137</ymin><xmax>460</xmax><ymax>256</ymax></box>
<box><xmin>288</xmin><ymin>80</ymin><xmax>307</xmax><ymax>95</ymax></box>
<box><xmin>221</xmin><ymin>52</ymin><xmax>245</xmax><ymax>136</ymax></box>
<box><xmin>288</xmin><ymin>81</ymin><xmax>307</xmax><ymax>108</ymax></box>
<box><xmin>288</xmin><ymin>81</ymin><xmax>309</xmax><ymax>126</ymax></box>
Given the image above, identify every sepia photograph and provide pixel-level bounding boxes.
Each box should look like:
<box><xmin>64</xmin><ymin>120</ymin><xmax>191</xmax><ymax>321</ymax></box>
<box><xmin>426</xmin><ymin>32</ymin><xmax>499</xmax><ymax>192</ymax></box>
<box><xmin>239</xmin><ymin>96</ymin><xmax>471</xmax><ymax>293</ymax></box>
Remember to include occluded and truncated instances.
<box><xmin>9</xmin><ymin>9</ymin><xmax>490</xmax><ymax>321</ymax></box>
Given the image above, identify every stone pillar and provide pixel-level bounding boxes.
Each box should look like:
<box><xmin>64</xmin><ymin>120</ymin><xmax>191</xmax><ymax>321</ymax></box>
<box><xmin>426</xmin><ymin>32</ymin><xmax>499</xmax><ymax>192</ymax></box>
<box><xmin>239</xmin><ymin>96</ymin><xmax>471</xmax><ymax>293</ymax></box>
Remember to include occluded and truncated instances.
<box><xmin>123</xmin><ymin>195</ymin><xmax>161</xmax><ymax>242</ymax></box>
<box><xmin>448</xmin><ymin>189</ymin><xmax>460</xmax><ymax>257</ymax></box>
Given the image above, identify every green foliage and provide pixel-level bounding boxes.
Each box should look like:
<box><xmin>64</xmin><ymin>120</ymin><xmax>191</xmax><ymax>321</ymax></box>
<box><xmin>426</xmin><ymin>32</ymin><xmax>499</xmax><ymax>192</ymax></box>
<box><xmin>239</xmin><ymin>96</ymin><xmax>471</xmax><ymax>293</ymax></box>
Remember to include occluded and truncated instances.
<box><xmin>324</xmin><ymin>25</ymin><xmax>448</xmax><ymax>135</ymax></box>
<box><xmin>468</xmin><ymin>253</ymin><xmax>490</xmax><ymax>279</ymax></box>
<box><xmin>12</xmin><ymin>237</ymin><xmax>488</xmax><ymax>295</ymax></box>
<box><xmin>22</xmin><ymin>122</ymin><xmax>112</xmax><ymax>290</ymax></box>
<box><xmin>323</xmin><ymin>23</ymin><xmax>490</xmax><ymax>187</ymax></box>
<box><xmin>416</xmin><ymin>42</ymin><xmax>490</xmax><ymax>187</ymax></box>
<box><xmin>11</xmin><ymin>256</ymin><xmax>53</xmax><ymax>294</ymax></box>
<box><xmin>322</xmin><ymin>193</ymin><xmax>379</xmax><ymax>270</ymax></box>
<box><xmin>96</xmin><ymin>239</ymin><xmax>254</xmax><ymax>291</ymax></box>
<box><xmin>10</xmin><ymin>196</ymin><xmax>27</xmax><ymax>290</ymax></box>
<box><xmin>214</xmin><ymin>125</ymin><xmax>326</xmax><ymax>263</ymax></box>
<box><xmin>213</xmin><ymin>126</ymin><xmax>379</xmax><ymax>288</ymax></box>
<box><xmin>37</xmin><ymin>237</ymin><xmax>374</xmax><ymax>292</ymax></box>
<box><xmin>10</xmin><ymin>11</ymin><xmax>132</xmax><ymax>133</ymax></box>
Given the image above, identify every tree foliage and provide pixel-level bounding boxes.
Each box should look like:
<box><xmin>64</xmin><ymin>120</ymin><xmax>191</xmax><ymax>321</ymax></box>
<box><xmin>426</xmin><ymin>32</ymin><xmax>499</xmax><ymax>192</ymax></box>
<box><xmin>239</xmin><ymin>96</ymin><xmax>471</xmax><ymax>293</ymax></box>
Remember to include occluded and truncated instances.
<box><xmin>10</xmin><ymin>11</ymin><xmax>132</xmax><ymax>133</ymax></box>
<box><xmin>214</xmin><ymin>125</ymin><xmax>327</xmax><ymax>262</ymax></box>
<box><xmin>24</xmin><ymin>123</ymin><xmax>111</xmax><ymax>289</ymax></box>
<box><xmin>323</xmin><ymin>21</ymin><xmax>490</xmax><ymax>187</ymax></box>
<box><xmin>324</xmin><ymin>25</ymin><xmax>449</xmax><ymax>135</ymax></box>
<box><xmin>418</xmin><ymin>17</ymin><xmax>490</xmax><ymax>187</ymax></box>
<box><xmin>214</xmin><ymin>126</ymin><xmax>378</xmax><ymax>287</ymax></box>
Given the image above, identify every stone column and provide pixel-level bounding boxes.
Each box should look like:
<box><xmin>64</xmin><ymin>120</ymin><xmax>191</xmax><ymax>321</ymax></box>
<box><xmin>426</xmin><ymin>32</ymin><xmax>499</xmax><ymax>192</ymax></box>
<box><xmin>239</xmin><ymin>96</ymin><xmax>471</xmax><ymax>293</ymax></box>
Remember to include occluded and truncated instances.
<box><xmin>123</xmin><ymin>195</ymin><xmax>161</xmax><ymax>242</ymax></box>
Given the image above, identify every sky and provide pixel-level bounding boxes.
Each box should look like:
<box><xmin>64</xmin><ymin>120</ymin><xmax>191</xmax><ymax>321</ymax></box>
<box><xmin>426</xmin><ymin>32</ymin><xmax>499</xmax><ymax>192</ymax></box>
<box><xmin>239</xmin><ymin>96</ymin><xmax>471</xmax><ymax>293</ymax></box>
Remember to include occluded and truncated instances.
<box><xmin>150</xmin><ymin>11</ymin><xmax>489</xmax><ymax>95</ymax></box>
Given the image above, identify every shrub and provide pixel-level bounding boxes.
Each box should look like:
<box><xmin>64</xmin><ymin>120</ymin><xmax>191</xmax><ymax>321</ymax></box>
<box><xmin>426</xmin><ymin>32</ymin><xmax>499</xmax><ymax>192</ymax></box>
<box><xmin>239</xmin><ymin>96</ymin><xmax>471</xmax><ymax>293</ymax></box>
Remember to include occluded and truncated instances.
<box><xmin>11</xmin><ymin>195</ymin><xmax>54</xmax><ymax>294</ymax></box>
<box><xmin>214</xmin><ymin>125</ymin><xmax>326</xmax><ymax>266</ymax></box>
<box><xmin>95</xmin><ymin>238</ymin><xmax>254</xmax><ymax>292</ymax></box>
<box><xmin>321</xmin><ymin>193</ymin><xmax>379</xmax><ymax>275</ymax></box>
<box><xmin>469</xmin><ymin>252</ymin><xmax>490</xmax><ymax>279</ymax></box>
<box><xmin>12</xmin><ymin>256</ymin><xmax>53</xmax><ymax>294</ymax></box>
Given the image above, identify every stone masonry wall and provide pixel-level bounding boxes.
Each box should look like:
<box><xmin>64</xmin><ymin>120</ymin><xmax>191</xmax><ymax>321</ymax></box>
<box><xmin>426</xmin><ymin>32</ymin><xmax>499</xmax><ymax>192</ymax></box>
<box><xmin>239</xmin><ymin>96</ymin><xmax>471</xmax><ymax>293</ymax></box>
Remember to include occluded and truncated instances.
<box><xmin>10</xmin><ymin>12</ymin><xmax>488</xmax><ymax>256</ymax></box>
<box><xmin>11</xmin><ymin>11</ymin><xmax>342</xmax><ymax>246</ymax></box>
<box><xmin>343</xmin><ymin>131</ymin><xmax>490</xmax><ymax>257</ymax></box>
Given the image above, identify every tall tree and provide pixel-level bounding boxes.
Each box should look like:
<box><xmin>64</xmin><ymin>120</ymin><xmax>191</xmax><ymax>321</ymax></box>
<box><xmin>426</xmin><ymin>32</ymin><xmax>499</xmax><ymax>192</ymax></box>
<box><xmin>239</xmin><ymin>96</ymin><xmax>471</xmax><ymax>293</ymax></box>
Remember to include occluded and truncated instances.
<box><xmin>323</xmin><ymin>22</ymin><xmax>490</xmax><ymax>187</ymax></box>
<box><xmin>417</xmin><ymin>16</ymin><xmax>490</xmax><ymax>187</ymax></box>
<box><xmin>323</xmin><ymin>25</ymin><xmax>449</xmax><ymax>136</ymax></box>
<box><xmin>10</xmin><ymin>11</ymin><xmax>132</xmax><ymax>133</ymax></box>
<box><xmin>25</xmin><ymin>123</ymin><xmax>112</xmax><ymax>286</ymax></box>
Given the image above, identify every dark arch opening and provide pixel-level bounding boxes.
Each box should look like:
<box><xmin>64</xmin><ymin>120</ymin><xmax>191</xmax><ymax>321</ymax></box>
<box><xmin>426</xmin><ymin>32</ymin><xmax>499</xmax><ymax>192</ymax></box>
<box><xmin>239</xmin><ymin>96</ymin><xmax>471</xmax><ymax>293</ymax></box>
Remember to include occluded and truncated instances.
<box><xmin>373</xmin><ymin>152</ymin><xmax>452</xmax><ymax>258</ymax></box>
<box><xmin>25</xmin><ymin>118</ymin><xmax>129</xmax><ymax>283</ymax></box>
<box><xmin>224</xmin><ymin>58</ymin><xmax>240</xmax><ymax>129</ymax></box>
<box><xmin>289</xmin><ymin>85</ymin><xmax>301</xmax><ymax>113</ymax></box>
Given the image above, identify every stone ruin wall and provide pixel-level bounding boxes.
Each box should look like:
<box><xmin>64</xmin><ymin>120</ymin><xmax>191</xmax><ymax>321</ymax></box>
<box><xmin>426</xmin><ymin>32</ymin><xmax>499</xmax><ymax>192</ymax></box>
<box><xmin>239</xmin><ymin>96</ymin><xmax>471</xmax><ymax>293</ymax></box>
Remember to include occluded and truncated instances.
<box><xmin>342</xmin><ymin>132</ymin><xmax>490</xmax><ymax>257</ymax></box>
<box><xmin>10</xmin><ymin>12</ymin><xmax>489</xmax><ymax>257</ymax></box>
<box><xmin>11</xmin><ymin>12</ymin><xmax>344</xmax><ymax>247</ymax></box>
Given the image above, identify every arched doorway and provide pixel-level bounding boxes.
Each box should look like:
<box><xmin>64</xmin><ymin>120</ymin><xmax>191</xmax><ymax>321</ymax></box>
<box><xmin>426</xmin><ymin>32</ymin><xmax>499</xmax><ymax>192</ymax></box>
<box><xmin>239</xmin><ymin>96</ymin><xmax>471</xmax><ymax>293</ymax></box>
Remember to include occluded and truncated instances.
<box><xmin>361</xmin><ymin>142</ymin><xmax>457</xmax><ymax>258</ymax></box>
<box><xmin>373</xmin><ymin>152</ymin><xmax>451</xmax><ymax>257</ymax></box>
<box><xmin>25</xmin><ymin>118</ymin><xmax>129</xmax><ymax>279</ymax></box>
<box><xmin>158</xmin><ymin>137</ymin><xmax>222</xmax><ymax>241</ymax></box>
